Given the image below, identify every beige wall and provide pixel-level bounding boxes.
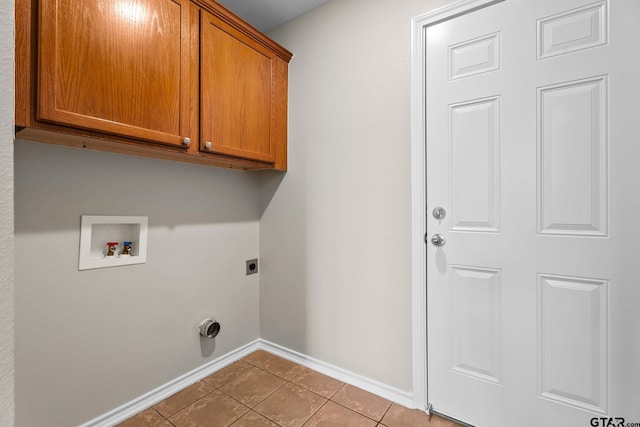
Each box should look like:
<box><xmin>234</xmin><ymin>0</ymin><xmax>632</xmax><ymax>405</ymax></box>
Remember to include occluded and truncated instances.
<box><xmin>0</xmin><ymin>0</ymin><xmax>14</xmax><ymax>425</ymax></box>
<box><xmin>261</xmin><ymin>0</ymin><xmax>452</xmax><ymax>392</ymax></box>
<box><xmin>14</xmin><ymin>142</ymin><xmax>262</xmax><ymax>426</ymax></box>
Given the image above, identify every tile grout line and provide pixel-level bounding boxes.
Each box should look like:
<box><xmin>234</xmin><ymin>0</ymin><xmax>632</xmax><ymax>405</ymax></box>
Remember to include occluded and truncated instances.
<box><xmin>204</xmin><ymin>358</ymin><xmax>290</xmax><ymax>418</ymax></box>
<box><xmin>282</xmin><ymin>368</ymin><xmax>336</xmax><ymax>427</ymax></box>
<box><xmin>243</xmin><ymin>354</ymin><xmax>390</xmax><ymax>427</ymax></box>
<box><xmin>262</xmin><ymin>364</ymin><xmax>388</xmax><ymax>427</ymax></box>
<box><xmin>323</xmin><ymin>382</ymin><xmax>394</xmax><ymax>424</ymax></box>
<box><xmin>151</xmin><ymin>409</ymin><xmax>168</xmax><ymax>427</ymax></box>
<box><xmin>187</xmin><ymin>359</ymin><xmax>287</xmax><ymax>426</ymax></box>
<box><xmin>173</xmin><ymin>385</ymin><xmax>253</xmax><ymax>427</ymax></box>
<box><xmin>252</xmin><ymin>375</ymin><xmax>322</xmax><ymax>427</ymax></box>
<box><xmin>326</xmin><ymin>397</ymin><xmax>391</xmax><ymax>425</ymax></box>
<box><xmin>156</xmin><ymin>382</ymin><xmax>218</xmax><ymax>420</ymax></box>
<box><xmin>301</xmin><ymin>397</ymin><xmax>331</xmax><ymax>426</ymax></box>
<box><xmin>153</xmin><ymin>404</ymin><xmax>177</xmax><ymax>427</ymax></box>
<box><xmin>226</xmin><ymin>409</ymin><xmax>284</xmax><ymax>427</ymax></box>
<box><xmin>123</xmin><ymin>351</ymin><xmax>412</xmax><ymax>427</ymax></box>
<box><xmin>216</xmin><ymin>368</ymin><xmax>289</xmax><ymax>412</ymax></box>
<box><xmin>247</xmin><ymin>358</ymin><xmax>335</xmax><ymax>427</ymax></box>
<box><xmin>378</xmin><ymin>401</ymin><xmax>393</xmax><ymax>426</ymax></box>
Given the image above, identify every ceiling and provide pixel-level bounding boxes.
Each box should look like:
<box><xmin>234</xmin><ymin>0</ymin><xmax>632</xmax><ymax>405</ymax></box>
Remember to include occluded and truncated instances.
<box><xmin>216</xmin><ymin>0</ymin><xmax>327</xmax><ymax>32</ymax></box>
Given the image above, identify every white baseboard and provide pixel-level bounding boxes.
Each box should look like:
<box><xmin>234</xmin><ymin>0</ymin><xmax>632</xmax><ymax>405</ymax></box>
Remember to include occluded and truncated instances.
<box><xmin>80</xmin><ymin>340</ymin><xmax>262</xmax><ymax>427</ymax></box>
<box><xmin>81</xmin><ymin>339</ymin><xmax>414</xmax><ymax>426</ymax></box>
<box><xmin>257</xmin><ymin>339</ymin><xmax>414</xmax><ymax>408</ymax></box>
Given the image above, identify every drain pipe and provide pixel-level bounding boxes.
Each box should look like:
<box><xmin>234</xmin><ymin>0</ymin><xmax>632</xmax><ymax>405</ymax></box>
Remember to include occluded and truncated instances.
<box><xmin>198</xmin><ymin>318</ymin><xmax>221</xmax><ymax>339</ymax></box>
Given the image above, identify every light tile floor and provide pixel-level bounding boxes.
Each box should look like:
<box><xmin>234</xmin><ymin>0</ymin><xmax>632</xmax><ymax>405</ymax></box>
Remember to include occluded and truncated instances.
<box><xmin>117</xmin><ymin>350</ymin><xmax>463</xmax><ymax>427</ymax></box>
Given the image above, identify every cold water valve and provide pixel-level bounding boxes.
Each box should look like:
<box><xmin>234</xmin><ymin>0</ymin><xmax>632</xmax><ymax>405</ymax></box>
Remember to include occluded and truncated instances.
<box><xmin>121</xmin><ymin>241</ymin><xmax>132</xmax><ymax>256</ymax></box>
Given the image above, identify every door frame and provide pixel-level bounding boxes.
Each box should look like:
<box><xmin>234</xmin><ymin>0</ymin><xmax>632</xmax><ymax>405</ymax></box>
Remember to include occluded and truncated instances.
<box><xmin>409</xmin><ymin>0</ymin><xmax>507</xmax><ymax>411</ymax></box>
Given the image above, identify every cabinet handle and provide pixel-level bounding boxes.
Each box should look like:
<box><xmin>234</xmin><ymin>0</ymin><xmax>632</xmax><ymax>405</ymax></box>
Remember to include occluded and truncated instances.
<box><xmin>204</xmin><ymin>141</ymin><xmax>212</xmax><ymax>150</ymax></box>
<box><xmin>182</xmin><ymin>137</ymin><xmax>191</xmax><ymax>147</ymax></box>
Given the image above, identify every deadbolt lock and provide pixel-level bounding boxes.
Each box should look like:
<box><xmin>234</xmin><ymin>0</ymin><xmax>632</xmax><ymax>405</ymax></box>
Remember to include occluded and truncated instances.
<box><xmin>432</xmin><ymin>207</ymin><xmax>446</xmax><ymax>220</ymax></box>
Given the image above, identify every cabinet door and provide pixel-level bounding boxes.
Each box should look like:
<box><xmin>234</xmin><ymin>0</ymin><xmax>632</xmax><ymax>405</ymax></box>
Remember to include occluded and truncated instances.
<box><xmin>200</xmin><ymin>10</ymin><xmax>276</xmax><ymax>163</ymax></box>
<box><xmin>38</xmin><ymin>0</ymin><xmax>191</xmax><ymax>147</ymax></box>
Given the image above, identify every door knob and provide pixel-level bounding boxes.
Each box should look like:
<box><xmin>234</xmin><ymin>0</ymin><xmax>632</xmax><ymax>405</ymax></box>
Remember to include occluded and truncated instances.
<box><xmin>431</xmin><ymin>234</ymin><xmax>446</xmax><ymax>246</ymax></box>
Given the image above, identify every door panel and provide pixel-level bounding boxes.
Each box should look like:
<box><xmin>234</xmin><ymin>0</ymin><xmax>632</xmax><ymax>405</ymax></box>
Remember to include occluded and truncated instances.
<box><xmin>426</xmin><ymin>0</ymin><xmax>640</xmax><ymax>425</ymax></box>
<box><xmin>451</xmin><ymin>265</ymin><xmax>502</xmax><ymax>385</ymax></box>
<box><xmin>450</xmin><ymin>97</ymin><xmax>501</xmax><ymax>232</ymax></box>
<box><xmin>538</xmin><ymin>77</ymin><xmax>608</xmax><ymax>236</ymax></box>
<box><xmin>538</xmin><ymin>274</ymin><xmax>608</xmax><ymax>413</ymax></box>
<box><xmin>537</xmin><ymin>1</ymin><xmax>607</xmax><ymax>60</ymax></box>
<box><xmin>449</xmin><ymin>32</ymin><xmax>501</xmax><ymax>80</ymax></box>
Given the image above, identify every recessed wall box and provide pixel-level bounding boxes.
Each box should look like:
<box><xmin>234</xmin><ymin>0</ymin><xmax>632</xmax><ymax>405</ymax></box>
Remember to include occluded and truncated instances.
<box><xmin>246</xmin><ymin>258</ymin><xmax>258</xmax><ymax>275</ymax></box>
<box><xmin>79</xmin><ymin>215</ymin><xmax>148</xmax><ymax>270</ymax></box>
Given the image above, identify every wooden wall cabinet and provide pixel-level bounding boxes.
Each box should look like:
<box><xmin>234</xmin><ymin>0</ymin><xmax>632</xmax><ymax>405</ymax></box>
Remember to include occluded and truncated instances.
<box><xmin>16</xmin><ymin>0</ymin><xmax>292</xmax><ymax>171</ymax></box>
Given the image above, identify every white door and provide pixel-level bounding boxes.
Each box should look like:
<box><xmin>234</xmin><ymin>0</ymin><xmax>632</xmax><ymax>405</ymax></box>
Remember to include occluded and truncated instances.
<box><xmin>426</xmin><ymin>0</ymin><xmax>640</xmax><ymax>426</ymax></box>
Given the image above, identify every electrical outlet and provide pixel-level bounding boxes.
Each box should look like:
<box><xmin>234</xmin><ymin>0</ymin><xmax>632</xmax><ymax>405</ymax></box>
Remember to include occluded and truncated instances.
<box><xmin>246</xmin><ymin>258</ymin><xmax>258</xmax><ymax>275</ymax></box>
